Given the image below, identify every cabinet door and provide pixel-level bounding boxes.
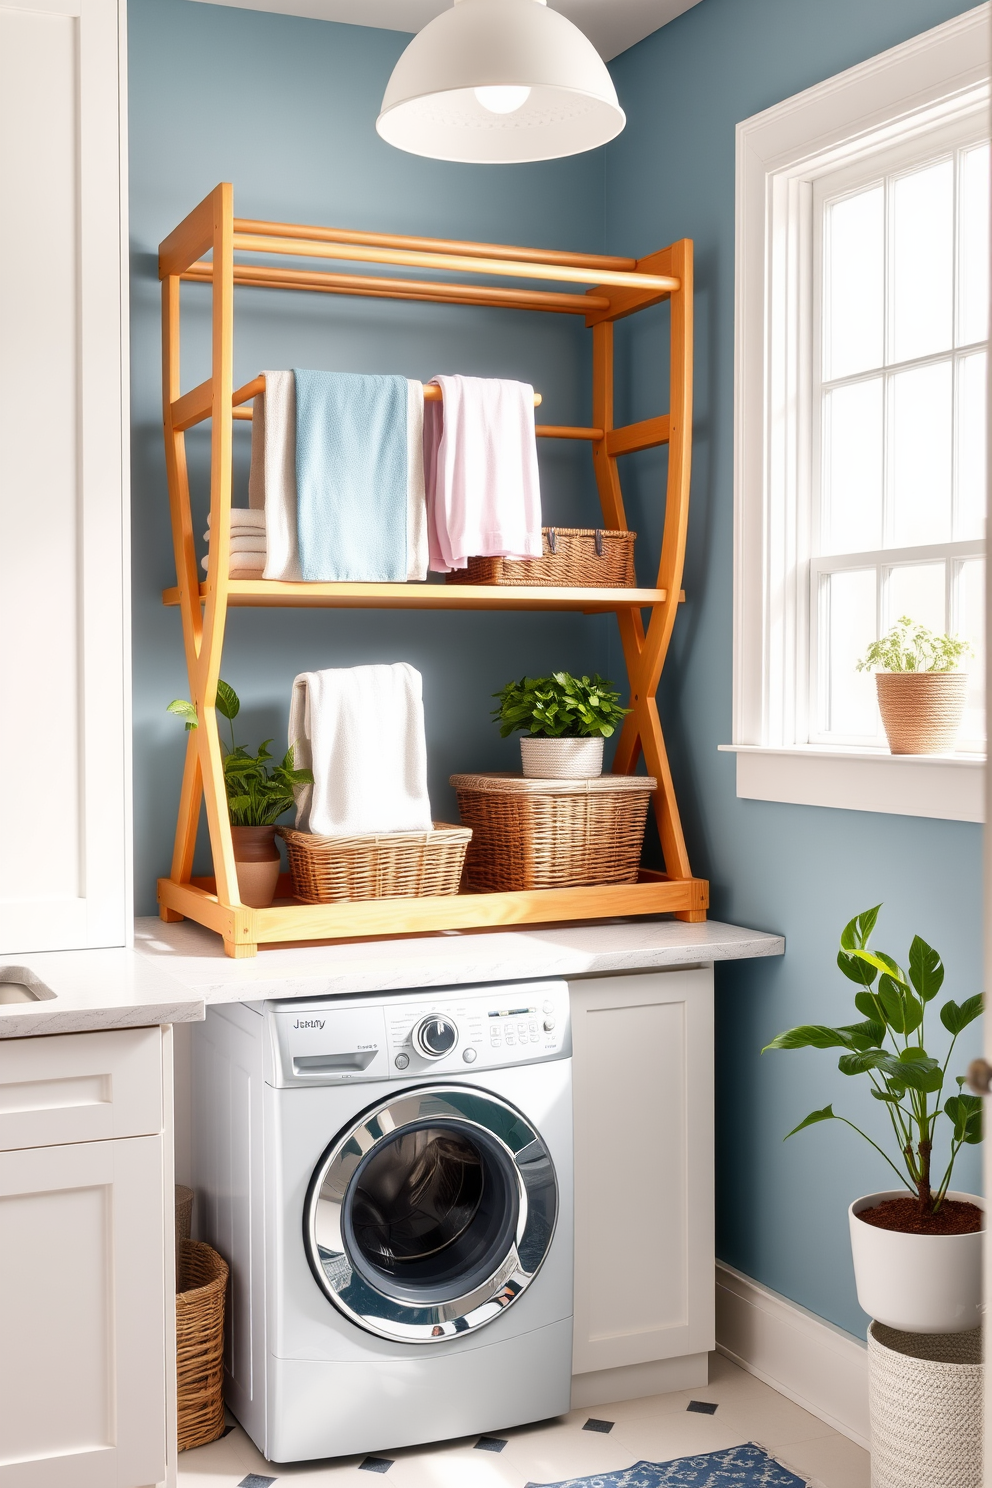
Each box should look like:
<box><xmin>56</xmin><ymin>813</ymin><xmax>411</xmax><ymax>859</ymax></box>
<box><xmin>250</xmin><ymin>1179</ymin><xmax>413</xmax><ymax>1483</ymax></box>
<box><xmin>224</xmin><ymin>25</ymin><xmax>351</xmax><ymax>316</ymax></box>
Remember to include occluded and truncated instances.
<box><xmin>0</xmin><ymin>0</ymin><xmax>129</xmax><ymax>953</ymax></box>
<box><xmin>0</xmin><ymin>1137</ymin><xmax>167</xmax><ymax>1488</ymax></box>
<box><xmin>0</xmin><ymin>1027</ymin><xmax>163</xmax><ymax>1152</ymax></box>
<box><xmin>570</xmin><ymin>969</ymin><xmax>714</xmax><ymax>1374</ymax></box>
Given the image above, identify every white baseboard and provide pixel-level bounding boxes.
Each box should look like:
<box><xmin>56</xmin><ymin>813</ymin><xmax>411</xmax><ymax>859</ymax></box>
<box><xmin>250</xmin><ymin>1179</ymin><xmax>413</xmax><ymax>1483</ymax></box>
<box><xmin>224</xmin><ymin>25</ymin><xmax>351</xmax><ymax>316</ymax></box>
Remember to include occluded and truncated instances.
<box><xmin>715</xmin><ymin>1262</ymin><xmax>869</xmax><ymax>1450</ymax></box>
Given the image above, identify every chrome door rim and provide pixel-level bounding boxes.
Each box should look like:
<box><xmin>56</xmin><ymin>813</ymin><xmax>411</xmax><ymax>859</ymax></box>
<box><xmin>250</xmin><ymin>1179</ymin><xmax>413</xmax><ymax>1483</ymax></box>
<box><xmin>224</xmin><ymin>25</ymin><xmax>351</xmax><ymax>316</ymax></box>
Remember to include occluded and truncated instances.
<box><xmin>303</xmin><ymin>1084</ymin><xmax>558</xmax><ymax>1343</ymax></box>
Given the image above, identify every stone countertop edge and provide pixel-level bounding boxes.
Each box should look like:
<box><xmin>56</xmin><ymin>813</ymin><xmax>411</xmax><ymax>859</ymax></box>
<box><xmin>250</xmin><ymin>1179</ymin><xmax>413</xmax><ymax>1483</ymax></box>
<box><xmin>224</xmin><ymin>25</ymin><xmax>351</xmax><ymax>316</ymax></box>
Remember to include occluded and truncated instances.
<box><xmin>0</xmin><ymin>917</ymin><xmax>784</xmax><ymax>1038</ymax></box>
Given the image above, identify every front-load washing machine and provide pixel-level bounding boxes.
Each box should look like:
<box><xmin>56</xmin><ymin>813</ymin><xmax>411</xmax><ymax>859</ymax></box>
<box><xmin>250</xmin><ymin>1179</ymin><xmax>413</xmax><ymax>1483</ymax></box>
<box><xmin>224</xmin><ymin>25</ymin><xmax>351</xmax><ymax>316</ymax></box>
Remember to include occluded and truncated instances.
<box><xmin>191</xmin><ymin>980</ymin><xmax>573</xmax><ymax>1463</ymax></box>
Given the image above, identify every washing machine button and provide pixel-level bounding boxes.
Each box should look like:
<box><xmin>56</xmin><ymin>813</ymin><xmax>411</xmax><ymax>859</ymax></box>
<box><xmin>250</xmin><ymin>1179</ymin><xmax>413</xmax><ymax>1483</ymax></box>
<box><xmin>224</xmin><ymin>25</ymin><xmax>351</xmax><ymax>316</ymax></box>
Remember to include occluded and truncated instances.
<box><xmin>462</xmin><ymin>1048</ymin><xmax>478</xmax><ymax>1063</ymax></box>
<box><xmin>394</xmin><ymin>1052</ymin><xmax>410</xmax><ymax>1069</ymax></box>
<box><xmin>543</xmin><ymin>1018</ymin><xmax>556</xmax><ymax>1032</ymax></box>
<box><xmin>413</xmin><ymin>1014</ymin><xmax>458</xmax><ymax>1059</ymax></box>
<box><xmin>543</xmin><ymin>999</ymin><xmax>555</xmax><ymax>1013</ymax></box>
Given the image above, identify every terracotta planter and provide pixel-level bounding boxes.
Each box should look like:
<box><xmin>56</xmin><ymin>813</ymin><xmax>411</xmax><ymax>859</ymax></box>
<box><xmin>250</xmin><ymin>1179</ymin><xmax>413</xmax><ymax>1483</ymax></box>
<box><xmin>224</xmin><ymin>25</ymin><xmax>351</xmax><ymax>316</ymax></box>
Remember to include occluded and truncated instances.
<box><xmin>520</xmin><ymin>736</ymin><xmax>604</xmax><ymax>779</ymax></box>
<box><xmin>230</xmin><ymin>824</ymin><xmax>280</xmax><ymax>908</ymax></box>
<box><xmin>849</xmin><ymin>1190</ymin><xmax>984</xmax><ymax>1333</ymax></box>
<box><xmin>875</xmin><ymin>671</ymin><xmax>968</xmax><ymax>755</ymax></box>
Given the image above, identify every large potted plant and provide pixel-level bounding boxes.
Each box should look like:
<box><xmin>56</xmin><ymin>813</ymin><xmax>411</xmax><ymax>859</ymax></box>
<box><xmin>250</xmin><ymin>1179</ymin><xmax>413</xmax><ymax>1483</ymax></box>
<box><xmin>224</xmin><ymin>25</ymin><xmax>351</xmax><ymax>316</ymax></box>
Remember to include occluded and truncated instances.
<box><xmin>492</xmin><ymin>671</ymin><xmax>629</xmax><ymax>778</ymax></box>
<box><xmin>168</xmin><ymin>681</ymin><xmax>312</xmax><ymax>908</ymax></box>
<box><xmin>764</xmin><ymin>905</ymin><xmax>983</xmax><ymax>1333</ymax></box>
<box><xmin>856</xmin><ymin>618</ymin><xmax>970</xmax><ymax>754</ymax></box>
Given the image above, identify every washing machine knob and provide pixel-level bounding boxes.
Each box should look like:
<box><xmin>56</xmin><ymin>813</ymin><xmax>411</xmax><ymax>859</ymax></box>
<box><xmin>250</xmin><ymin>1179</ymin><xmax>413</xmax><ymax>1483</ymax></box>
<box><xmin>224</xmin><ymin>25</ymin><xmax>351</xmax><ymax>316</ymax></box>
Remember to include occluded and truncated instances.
<box><xmin>413</xmin><ymin>1015</ymin><xmax>458</xmax><ymax>1059</ymax></box>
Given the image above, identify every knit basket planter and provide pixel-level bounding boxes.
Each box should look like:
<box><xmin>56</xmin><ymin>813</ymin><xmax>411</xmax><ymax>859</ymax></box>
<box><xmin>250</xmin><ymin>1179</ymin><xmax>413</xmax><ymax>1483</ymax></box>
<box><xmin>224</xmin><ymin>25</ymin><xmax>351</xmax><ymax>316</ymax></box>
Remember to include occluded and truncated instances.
<box><xmin>446</xmin><ymin>527</ymin><xmax>636</xmax><ymax>587</ymax></box>
<box><xmin>875</xmin><ymin>671</ymin><xmax>968</xmax><ymax>754</ymax></box>
<box><xmin>451</xmin><ymin>772</ymin><xmax>655</xmax><ymax>891</ymax></box>
<box><xmin>868</xmin><ymin>1321</ymin><xmax>983</xmax><ymax>1488</ymax></box>
<box><xmin>278</xmin><ymin>822</ymin><xmax>471</xmax><ymax>904</ymax></box>
<box><xmin>520</xmin><ymin>736</ymin><xmax>604</xmax><ymax>779</ymax></box>
<box><xmin>176</xmin><ymin>1239</ymin><xmax>228</xmax><ymax>1453</ymax></box>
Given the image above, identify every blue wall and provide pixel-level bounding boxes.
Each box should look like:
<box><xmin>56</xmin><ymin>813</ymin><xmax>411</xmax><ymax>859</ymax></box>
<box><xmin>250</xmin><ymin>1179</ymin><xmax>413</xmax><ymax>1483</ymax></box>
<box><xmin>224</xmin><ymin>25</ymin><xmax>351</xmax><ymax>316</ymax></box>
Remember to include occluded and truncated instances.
<box><xmin>605</xmin><ymin>0</ymin><xmax>984</xmax><ymax>1335</ymax></box>
<box><xmin>129</xmin><ymin>0</ymin><xmax>984</xmax><ymax>1338</ymax></box>
<box><xmin>128</xmin><ymin>0</ymin><xmax>608</xmax><ymax>903</ymax></box>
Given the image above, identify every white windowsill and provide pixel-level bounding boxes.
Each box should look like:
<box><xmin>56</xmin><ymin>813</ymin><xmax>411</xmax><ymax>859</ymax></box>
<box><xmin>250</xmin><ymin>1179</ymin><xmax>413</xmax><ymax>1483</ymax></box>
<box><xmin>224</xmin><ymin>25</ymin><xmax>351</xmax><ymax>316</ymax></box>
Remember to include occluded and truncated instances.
<box><xmin>718</xmin><ymin>744</ymin><xmax>984</xmax><ymax>823</ymax></box>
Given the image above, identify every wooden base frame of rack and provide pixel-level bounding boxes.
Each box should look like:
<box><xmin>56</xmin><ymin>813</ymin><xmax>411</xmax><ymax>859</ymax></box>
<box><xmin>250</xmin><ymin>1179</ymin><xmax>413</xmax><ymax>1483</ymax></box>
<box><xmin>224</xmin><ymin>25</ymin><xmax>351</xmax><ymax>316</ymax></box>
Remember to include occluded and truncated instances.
<box><xmin>157</xmin><ymin>183</ymin><xmax>708</xmax><ymax>957</ymax></box>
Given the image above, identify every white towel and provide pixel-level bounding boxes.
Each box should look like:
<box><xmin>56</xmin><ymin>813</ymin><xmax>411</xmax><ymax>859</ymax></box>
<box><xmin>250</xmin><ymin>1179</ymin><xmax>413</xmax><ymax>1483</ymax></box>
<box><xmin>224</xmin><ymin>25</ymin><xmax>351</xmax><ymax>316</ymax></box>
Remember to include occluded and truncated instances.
<box><xmin>250</xmin><ymin>369</ymin><xmax>302</xmax><ymax>581</ymax></box>
<box><xmin>203</xmin><ymin>529</ymin><xmax>267</xmax><ymax>555</ymax></box>
<box><xmin>202</xmin><ymin>552</ymin><xmax>266</xmax><ymax>576</ymax></box>
<box><xmin>208</xmin><ymin>509</ymin><xmax>266</xmax><ymax>531</ymax></box>
<box><xmin>288</xmin><ymin>663</ymin><xmax>433</xmax><ymax>837</ymax></box>
<box><xmin>406</xmin><ymin>380</ymin><xmax>428</xmax><ymax>581</ymax></box>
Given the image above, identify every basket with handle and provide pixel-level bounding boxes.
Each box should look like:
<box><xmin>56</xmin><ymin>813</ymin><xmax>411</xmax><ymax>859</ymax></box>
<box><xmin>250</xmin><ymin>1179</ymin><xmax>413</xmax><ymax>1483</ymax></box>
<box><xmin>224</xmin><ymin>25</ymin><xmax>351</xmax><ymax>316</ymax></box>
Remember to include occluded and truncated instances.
<box><xmin>278</xmin><ymin>822</ymin><xmax>471</xmax><ymax>904</ymax></box>
<box><xmin>446</xmin><ymin>527</ymin><xmax>636</xmax><ymax>587</ymax></box>
<box><xmin>176</xmin><ymin>1239</ymin><xmax>228</xmax><ymax>1452</ymax></box>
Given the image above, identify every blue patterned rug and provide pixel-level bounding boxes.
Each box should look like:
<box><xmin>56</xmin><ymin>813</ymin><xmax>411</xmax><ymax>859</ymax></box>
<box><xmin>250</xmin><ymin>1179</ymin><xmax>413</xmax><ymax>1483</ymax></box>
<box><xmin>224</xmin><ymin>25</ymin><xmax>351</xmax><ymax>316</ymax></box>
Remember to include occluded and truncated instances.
<box><xmin>525</xmin><ymin>1442</ymin><xmax>810</xmax><ymax>1487</ymax></box>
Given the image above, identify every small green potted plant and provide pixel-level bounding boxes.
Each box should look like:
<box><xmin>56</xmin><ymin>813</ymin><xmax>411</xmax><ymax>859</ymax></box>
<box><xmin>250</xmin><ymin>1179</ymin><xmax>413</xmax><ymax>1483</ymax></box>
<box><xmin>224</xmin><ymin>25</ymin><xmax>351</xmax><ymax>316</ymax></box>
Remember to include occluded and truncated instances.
<box><xmin>168</xmin><ymin>681</ymin><xmax>312</xmax><ymax>908</ymax></box>
<box><xmin>492</xmin><ymin>671</ymin><xmax>629</xmax><ymax>778</ymax></box>
<box><xmin>856</xmin><ymin>617</ymin><xmax>970</xmax><ymax>755</ymax></box>
<box><xmin>764</xmin><ymin>904</ymin><xmax>983</xmax><ymax>1333</ymax></box>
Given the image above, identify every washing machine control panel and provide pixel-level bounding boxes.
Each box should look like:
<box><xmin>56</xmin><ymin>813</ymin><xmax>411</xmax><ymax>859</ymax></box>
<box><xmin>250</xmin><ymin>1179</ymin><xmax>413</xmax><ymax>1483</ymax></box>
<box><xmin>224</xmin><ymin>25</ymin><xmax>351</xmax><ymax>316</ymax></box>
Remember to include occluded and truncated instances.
<box><xmin>265</xmin><ymin>979</ymin><xmax>570</xmax><ymax>1086</ymax></box>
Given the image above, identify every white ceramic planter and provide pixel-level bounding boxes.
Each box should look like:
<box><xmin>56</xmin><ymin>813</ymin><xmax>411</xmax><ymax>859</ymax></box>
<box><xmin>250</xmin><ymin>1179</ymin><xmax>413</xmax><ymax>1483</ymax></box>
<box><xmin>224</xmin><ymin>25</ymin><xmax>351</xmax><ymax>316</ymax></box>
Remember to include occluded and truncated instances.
<box><xmin>520</xmin><ymin>736</ymin><xmax>604</xmax><ymax>779</ymax></box>
<box><xmin>849</xmin><ymin>1189</ymin><xmax>984</xmax><ymax>1333</ymax></box>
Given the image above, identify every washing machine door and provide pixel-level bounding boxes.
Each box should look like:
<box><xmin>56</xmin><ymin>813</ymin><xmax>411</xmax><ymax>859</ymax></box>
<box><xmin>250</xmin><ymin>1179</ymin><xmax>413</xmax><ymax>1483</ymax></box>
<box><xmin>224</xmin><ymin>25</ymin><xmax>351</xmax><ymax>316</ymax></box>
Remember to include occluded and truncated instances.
<box><xmin>303</xmin><ymin>1084</ymin><xmax>558</xmax><ymax>1343</ymax></box>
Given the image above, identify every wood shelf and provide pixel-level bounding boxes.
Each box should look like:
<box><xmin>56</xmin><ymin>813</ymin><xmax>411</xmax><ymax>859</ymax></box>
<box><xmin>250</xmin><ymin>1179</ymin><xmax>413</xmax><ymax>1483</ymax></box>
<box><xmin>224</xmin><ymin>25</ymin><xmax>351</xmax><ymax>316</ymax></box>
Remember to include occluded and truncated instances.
<box><xmin>162</xmin><ymin>580</ymin><xmax>670</xmax><ymax>612</ymax></box>
<box><xmin>157</xmin><ymin>873</ymin><xmax>710</xmax><ymax>958</ymax></box>
<box><xmin>157</xmin><ymin>184</ymin><xmax>705</xmax><ymax>956</ymax></box>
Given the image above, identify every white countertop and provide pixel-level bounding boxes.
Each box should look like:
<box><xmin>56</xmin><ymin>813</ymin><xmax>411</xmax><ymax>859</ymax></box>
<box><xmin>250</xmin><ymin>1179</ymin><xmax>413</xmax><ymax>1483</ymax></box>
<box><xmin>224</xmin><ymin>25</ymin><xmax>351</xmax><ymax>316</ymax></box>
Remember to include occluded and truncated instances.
<box><xmin>0</xmin><ymin>915</ymin><xmax>784</xmax><ymax>1038</ymax></box>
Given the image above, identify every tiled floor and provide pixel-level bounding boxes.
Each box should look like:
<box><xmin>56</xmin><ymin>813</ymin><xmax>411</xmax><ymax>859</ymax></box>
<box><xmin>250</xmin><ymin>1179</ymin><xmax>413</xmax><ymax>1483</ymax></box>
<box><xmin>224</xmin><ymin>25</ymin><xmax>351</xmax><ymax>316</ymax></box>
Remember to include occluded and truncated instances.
<box><xmin>177</xmin><ymin>1352</ymin><xmax>870</xmax><ymax>1488</ymax></box>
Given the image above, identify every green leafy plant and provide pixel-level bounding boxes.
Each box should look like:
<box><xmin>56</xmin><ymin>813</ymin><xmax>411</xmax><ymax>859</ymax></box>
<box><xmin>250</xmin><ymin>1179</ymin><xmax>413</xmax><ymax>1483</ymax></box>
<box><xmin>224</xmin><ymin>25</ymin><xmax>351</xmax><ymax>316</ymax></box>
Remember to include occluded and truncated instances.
<box><xmin>856</xmin><ymin>617</ymin><xmax>971</xmax><ymax>674</ymax></box>
<box><xmin>167</xmin><ymin>680</ymin><xmax>313</xmax><ymax>827</ymax></box>
<box><xmin>492</xmin><ymin>672</ymin><xmax>630</xmax><ymax>738</ymax></box>
<box><xmin>763</xmin><ymin>906</ymin><xmax>983</xmax><ymax>1216</ymax></box>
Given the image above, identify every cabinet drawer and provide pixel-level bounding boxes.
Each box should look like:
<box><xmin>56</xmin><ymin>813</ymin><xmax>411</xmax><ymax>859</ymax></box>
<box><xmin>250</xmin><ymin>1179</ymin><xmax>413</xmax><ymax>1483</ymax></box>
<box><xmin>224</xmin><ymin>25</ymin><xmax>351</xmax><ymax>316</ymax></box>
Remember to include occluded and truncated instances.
<box><xmin>0</xmin><ymin>1027</ymin><xmax>164</xmax><ymax>1151</ymax></box>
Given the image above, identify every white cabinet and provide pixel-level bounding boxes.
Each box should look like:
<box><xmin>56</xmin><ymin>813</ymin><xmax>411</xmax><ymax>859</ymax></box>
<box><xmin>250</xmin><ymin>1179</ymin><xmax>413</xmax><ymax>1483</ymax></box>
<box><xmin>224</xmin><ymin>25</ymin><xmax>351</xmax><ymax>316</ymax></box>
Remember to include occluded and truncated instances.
<box><xmin>0</xmin><ymin>0</ymin><xmax>129</xmax><ymax>953</ymax></box>
<box><xmin>570</xmin><ymin>969</ymin><xmax>714</xmax><ymax>1394</ymax></box>
<box><xmin>0</xmin><ymin>1028</ymin><xmax>173</xmax><ymax>1488</ymax></box>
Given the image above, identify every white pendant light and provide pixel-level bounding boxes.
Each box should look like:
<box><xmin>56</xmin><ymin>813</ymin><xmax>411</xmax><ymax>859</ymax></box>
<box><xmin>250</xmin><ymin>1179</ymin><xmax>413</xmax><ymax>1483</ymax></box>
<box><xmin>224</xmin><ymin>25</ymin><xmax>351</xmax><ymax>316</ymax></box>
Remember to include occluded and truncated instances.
<box><xmin>377</xmin><ymin>0</ymin><xmax>625</xmax><ymax>165</ymax></box>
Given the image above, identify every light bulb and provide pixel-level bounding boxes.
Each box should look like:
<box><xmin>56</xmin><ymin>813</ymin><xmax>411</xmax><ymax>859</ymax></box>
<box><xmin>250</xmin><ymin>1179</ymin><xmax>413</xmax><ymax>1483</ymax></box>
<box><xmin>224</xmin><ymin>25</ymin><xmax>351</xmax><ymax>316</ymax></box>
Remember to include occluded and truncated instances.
<box><xmin>474</xmin><ymin>85</ymin><xmax>531</xmax><ymax>115</ymax></box>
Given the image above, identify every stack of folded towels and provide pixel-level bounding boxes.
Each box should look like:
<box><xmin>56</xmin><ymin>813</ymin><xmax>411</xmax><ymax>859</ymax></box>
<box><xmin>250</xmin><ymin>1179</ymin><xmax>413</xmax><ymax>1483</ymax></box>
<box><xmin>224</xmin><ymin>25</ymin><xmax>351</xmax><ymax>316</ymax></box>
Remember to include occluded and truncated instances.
<box><xmin>202</xmin><ymin>508</ymin><xmax>266</xmax><ymax>578</ymax></box>
<box><xmin>202</xmin><ymin>370</ymin><xmax>544</xmax><ymax>583</ymax></box>
<box><xmin>288</xmin><ymin>662</ymin><xmax>433</xmax><ymax>837</ymax></box>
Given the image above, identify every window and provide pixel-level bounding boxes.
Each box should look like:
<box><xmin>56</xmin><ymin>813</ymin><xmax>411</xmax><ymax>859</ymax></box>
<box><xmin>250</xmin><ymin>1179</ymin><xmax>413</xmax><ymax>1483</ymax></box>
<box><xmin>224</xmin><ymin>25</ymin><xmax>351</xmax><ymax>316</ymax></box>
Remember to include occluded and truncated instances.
<box><xmin>812</xmin><ymin>130</ymin><xmax>988</xmax><ymax>751</ymax></box>
<box><xmin>731</xmin><ymin>6</ymin><xmax>990</xmax><ymax>822</ymax></box>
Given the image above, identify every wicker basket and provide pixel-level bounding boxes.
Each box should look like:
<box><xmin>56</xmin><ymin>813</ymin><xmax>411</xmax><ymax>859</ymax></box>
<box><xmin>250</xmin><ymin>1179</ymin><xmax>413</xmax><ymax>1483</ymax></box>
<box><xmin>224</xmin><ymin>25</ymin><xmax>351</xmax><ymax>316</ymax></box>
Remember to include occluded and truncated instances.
<box><xmin>875</xmin><ymin>671</ymin><xmax>968</xmax><ymax>754</ymax></box>
<box><xmin>868</xmin><ymin>1321</ymin><xmax>983</xmax><ymax>1488</ymax></box>
<box><xmin>451</xmin><ymin>773</ymin><xmax>655</xmax><ymax>891</ymax></box>
<box><xmin>446</xmin><ymin>527</ymin><xmax>636</xmax><ymax>587</ymax></box>
<box><xmin>278</xmin><ymin>822</ymin><xmax>472</xmax><ymax>904</ymax></box>
<box><xmin>176</xmin><ymin>1240</ymin><xmax>228</xmax><ymax>1453</ymax></box>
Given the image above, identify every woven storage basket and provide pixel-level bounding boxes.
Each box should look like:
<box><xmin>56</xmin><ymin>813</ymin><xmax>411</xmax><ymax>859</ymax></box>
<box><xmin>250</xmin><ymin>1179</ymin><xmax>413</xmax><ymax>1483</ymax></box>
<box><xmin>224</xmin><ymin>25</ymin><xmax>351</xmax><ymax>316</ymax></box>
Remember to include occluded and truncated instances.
<box><xmin>278</xmin><ymin>822</ymin><xmax>471</xmax><ymax>904</ymax></box>
<box><xmin>868</xmin><ymin>1321</ymin><xmax>982</xmax><ymax>1488</ymax></box>
<box><xmin>176</xmin><ymin>1239</ymin><xmax>228</xmax><ymax>1453</ymax></box>
<box><xmin>446</xmin><ymin>527</ymin><xmax>635</xmax><ymax>587</ymax></box>
<box><xmin>451</xmin><ymin>772</ymin><xmax>655</xmax><ymax>891</ymax></box>
<box><xmin>875</xmin><ymin>671</ymin><xmax>968</xmax><ymax>754</ymax></box>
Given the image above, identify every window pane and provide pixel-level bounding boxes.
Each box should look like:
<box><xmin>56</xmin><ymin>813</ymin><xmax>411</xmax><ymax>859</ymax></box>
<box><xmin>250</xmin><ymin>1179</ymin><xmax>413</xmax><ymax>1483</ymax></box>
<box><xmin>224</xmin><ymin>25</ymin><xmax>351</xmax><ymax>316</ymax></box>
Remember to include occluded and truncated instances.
<box><xmin>958</xmin><ymin>142</ymin><xmax>990</xmax><ymax>347</ymax></box>
<box><xmin>889</xmin><ymin>361</ymin><xmax>952</xmax><ymax>547</ymax></box>
<box><xmin>824</xmin><ymin>185</ymin><xmax>884</xmax><ymax>380</ymax></box>
<box><xmin>891</xmin><ymin>158</ymin><xmax>954</xmax><ymax>363</ymax></box>
<box><xmin>824</xmin><ymin>568</ymin><xmax>878</xmax><ymax>736</ymax></box>
<box><xmin>821</xmin><ymin>379</ymin><xmax>883</xmax><ymax>553</ymax></box>
<box><xmin>956</xmin><ymin>350</ymin><xmax>987</xmax><ymax>540</ymax></box>
<box><xmin>886</xmin><ymin>562</ymin><xmax>946</xmax><ymax>636</ymax></box>
<box><xmin>956</xmin><ymin>558</ymin><xmax>985</xmax><ymax>748</ymax></box>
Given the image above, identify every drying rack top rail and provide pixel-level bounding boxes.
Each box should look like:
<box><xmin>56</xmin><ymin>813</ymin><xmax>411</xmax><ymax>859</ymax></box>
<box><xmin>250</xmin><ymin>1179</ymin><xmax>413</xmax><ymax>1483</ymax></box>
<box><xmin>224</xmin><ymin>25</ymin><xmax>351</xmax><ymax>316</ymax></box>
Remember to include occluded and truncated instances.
<box><xmin>160</xmin><ymin>195</ymin><xmax>681</xmax><ymax>325</ymax></box>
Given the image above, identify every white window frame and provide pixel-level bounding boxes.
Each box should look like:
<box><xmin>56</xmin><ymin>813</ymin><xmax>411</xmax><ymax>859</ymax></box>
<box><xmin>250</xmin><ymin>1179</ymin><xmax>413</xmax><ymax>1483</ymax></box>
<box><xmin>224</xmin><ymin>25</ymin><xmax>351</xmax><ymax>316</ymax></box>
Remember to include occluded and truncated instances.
<box><xmin>725</xmin><ymin>4</ymin><xmax>990</xmax><ymax>823</ymax></box>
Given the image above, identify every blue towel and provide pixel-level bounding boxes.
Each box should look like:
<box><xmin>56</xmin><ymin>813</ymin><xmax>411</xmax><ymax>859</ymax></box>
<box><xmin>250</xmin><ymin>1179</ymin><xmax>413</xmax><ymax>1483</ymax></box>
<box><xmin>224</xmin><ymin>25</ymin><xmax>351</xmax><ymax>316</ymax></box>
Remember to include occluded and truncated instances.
<box><xmin>294</xmin><ymin>369</ymin><xmax>409</xmax><ymax>582</ymax></box>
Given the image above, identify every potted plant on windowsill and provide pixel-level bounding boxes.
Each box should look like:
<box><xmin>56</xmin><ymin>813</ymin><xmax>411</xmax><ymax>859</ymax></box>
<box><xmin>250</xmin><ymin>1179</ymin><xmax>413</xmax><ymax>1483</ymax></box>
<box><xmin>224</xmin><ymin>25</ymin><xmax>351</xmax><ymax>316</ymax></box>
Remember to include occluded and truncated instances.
<box><xmin>492</xmin><ymin>672</ymin><xmax>629</xmax><ymax>778</ymax></box>
<box><xmin>856</xmin><ymin>618</ymin><xmax>971</xmax><ymax>755</ymax></box>
<box><xmin>764</xmin><ymin>904</ymin><xmax>983</xmax><ymax>1333</ymax></box>
<box><xmin>168</xmin><ymin>681</ymin><xmax>313</xmax><ymax>909</ymax></box>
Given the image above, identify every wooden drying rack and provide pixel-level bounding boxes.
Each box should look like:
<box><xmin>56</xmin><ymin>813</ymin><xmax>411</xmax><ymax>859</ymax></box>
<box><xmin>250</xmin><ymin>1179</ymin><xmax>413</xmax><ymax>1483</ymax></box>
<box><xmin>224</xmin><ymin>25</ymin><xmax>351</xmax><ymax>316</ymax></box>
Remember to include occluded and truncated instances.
<box><xmin>158</xmin><ymin>182</ymin><xmax>708</xmax><ymax>956</ymax></box>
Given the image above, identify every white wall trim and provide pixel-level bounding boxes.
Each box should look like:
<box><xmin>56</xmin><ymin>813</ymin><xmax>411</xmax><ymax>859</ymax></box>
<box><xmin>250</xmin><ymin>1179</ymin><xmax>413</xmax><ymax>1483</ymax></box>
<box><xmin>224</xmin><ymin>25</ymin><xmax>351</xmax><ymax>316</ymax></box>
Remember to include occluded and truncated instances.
<box><xmin>715</xmin><ymin>1261</ymin><xmax>869</xmax><ymax>1450</ymax></box>
<box><xmin>733</xmin><ymin>5</ymin><xmax>990</xmax><ymax>782</ymax></box>
<box><xmin>720</xmin><ymin>744</ymin><xmax>984</xmax><ymax>822</ymax></box>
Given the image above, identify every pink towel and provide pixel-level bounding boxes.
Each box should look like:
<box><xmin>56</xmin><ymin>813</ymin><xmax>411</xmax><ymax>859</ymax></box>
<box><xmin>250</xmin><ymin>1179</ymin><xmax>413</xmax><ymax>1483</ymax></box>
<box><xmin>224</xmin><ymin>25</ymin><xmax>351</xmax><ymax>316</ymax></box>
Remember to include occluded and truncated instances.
<box><xmin>424</xmin><ymin>375</ymin><xmax>543</xmax><ymax>573</ymax></box>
